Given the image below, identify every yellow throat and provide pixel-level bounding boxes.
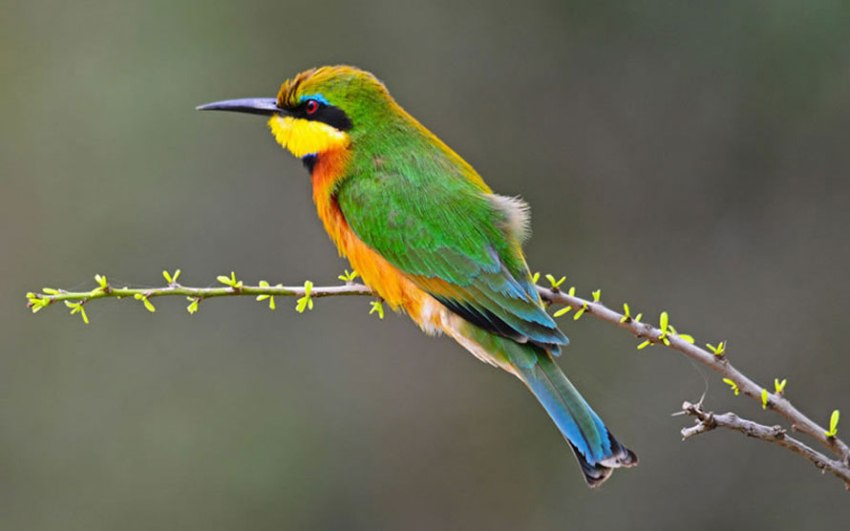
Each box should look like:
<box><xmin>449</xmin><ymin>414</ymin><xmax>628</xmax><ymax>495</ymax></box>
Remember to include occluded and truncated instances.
<box><xmin>267</xmin><ymin>115</ymin><xmax>350</xmax><ymax>158</ymax></box>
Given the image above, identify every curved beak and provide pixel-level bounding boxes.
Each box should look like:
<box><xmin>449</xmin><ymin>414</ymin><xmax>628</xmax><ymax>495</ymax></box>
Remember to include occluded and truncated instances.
<box><xmin>195</xmin><ymin>97</ymin><xmax>285</xmax><ymax>116</ymax></box>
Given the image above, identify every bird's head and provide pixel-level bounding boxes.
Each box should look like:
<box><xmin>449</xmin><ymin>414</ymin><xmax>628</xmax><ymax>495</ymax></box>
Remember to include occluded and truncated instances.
<box><xmin>197</xmin><ymin>65</ymin><xmax>394</xmax><ymax>161</ymax></box>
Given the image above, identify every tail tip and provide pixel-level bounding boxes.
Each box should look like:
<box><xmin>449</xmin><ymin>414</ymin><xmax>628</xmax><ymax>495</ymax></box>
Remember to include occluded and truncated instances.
<box><xmin>578</xmin><ymin>443</ymin><xmax>638</xmax><ymax>488</ymax></box>
<box><xmin>605</xmin><ymin>446</ymin><xmax>639</xmax><ymax>468</ymax></box>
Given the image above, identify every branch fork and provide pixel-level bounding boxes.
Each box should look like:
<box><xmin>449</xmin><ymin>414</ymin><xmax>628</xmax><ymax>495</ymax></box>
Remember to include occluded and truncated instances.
<box><xmin>680</xmin><ymin>401</ymin><xmax>850</xmax><ymax>489</ymax></box>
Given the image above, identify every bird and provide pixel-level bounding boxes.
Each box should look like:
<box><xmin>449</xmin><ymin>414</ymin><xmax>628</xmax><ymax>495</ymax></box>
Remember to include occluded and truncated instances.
<box><xmin>197</xmin><ymin>65</ymin><xmax>637</xmax><ymax>487</ymax></box>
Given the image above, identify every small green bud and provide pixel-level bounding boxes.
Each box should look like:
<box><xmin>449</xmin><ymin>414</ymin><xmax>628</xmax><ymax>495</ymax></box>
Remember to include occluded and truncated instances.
<box><xmin>295</xmin><ymin>281</ymin><xmax>314</xmax><ymax>313</ymax></box>
<box><xmin>659</xmin><ymin>311</ymin><xmax>669</xmax><ymax>333</ymax></box>
<box><xmin>553</xmin><ymin>306</ymin><xmax>572</xmax><ymax>318</ymax></box>
<box><xmin>826</xmin><ymin>410</ymin><xmax>840</xmax><ymax>438</ymax></box>
<box><xmin>545</xmin><ymin>274</ymin><xmax>566</xmax><ymax>289</ymax></box>
<box><xmin>723</xmin><ymin>378</ymin><xmax>740</xmax><ymax>396</ymax></box>
<box><xmin>369</xmin><ymin>300</ymin><xmax>385</xmax><ymax>319</ymax></box>
<box><xmin>338</xmin><ymin>269</ymin><xmax>360</xmax><ymax>283</ymax></box>
<box><xmin>620</xmin><ymin>303</ymin><xmax>632</xmax><ymax>323</ymax></box>
<box><xmin>706</xmin><ymin>341</ymin><xmax>727</xmax><ymax>357</ymax></box>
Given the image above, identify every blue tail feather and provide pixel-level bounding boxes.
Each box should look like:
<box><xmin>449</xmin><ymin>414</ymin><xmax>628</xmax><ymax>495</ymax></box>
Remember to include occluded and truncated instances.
<box><xmin>456</xmin><ymin>320</ymin><xmax>636</xmax><ymax>487</ymax></box>
<box><xmin>509</xmin><ymin>345</ymin><xmax>638</xmax><ymax>487</ymax></box>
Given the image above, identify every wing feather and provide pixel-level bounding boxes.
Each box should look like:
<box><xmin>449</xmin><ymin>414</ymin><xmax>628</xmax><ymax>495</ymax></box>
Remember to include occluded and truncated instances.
<box><xmin>336</xmin><ymin>150</ymin><xmax>568</xmax><ymax>352</ymax></box>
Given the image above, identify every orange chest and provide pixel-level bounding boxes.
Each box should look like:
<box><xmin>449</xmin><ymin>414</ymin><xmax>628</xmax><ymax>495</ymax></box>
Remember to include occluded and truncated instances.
<box><xmin>309</xmin><ymin>150</ymin><xmax>428</xmax><ymax>319</ymax></box>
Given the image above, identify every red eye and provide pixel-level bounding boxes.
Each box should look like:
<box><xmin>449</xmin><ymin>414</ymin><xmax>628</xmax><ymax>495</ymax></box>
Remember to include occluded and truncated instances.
<box><xmin>305</xmin><ymin>99</ymin><xmax>320</xmax><ymax>115</ymax></box>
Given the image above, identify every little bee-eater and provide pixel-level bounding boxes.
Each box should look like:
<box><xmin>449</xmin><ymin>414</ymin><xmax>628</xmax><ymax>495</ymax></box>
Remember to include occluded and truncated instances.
<box><xmin>198</xmin><ymin>65</ymin><xmax>636</xmax><ymax>487</ymax></box>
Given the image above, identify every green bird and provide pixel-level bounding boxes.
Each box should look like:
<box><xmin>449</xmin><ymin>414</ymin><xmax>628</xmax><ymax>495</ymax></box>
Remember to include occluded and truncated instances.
<box><xmin>198</xmin><ymin>65</ymin><xmax>637</xmax><ymax>487</ymax></box>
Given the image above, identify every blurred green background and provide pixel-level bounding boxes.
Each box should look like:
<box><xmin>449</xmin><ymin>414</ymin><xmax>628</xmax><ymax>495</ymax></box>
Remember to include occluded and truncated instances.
<box><xmin>3</xmin><ymin>0</ymin><xmax>849</xmax><ymax>529</ymax></box>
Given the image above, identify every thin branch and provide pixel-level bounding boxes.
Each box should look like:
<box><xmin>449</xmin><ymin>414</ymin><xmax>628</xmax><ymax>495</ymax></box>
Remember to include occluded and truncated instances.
<box><xmin>680</xmin><ymin>401</ymin><xmax>850</xmax><ymax>489</ymax></box>
<box><xmin>25</xmin><ymin>272</ymin><xmax>849</xmax><ymax>488</ymax></box>
<box><xmin>538</xmin><ymin>287</ymin><xmax>850</xmax><ymax>464</ymax></box>
<box><xmin>40</xmin><ymin>282</ymin><xmax>372</xmax><ymax>302</ymax></box>
<box><xmin>27</xmin><ymin>278</ymin><xmax>372</xmax><ymax>306</ymax></box>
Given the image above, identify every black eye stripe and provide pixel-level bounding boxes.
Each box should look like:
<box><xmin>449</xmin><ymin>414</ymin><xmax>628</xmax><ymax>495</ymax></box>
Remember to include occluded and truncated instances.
<box><xmin>289</xmin><ymin>101</ymin><xmax>353</xmax><ymax>131</ymax></box>
<box><xmin>314</xmin><ymin>106</ymin><xmax>353</xmax><ymax>131</ymax></box>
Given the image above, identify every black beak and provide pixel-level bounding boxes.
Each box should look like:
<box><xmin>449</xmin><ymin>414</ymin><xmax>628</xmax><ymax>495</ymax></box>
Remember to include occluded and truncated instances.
<box><xmin>195</xmin><ymin>97</ymin><xmax>284</xmax><ymax>116</ymax></box>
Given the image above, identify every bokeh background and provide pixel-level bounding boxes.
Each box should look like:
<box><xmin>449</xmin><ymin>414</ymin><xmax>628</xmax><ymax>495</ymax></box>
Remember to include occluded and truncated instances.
<box><xmin>2</xmin><ymin>1</ymin><xmax>849</xmax><ymax>529</ymax></box>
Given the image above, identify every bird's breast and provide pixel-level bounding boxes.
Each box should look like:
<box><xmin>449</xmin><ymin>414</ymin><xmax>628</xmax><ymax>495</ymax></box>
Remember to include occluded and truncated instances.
<box><xmin>310</xmin><ymin>149</ymin><xmax>443</xmax><ymax>332</ymax></box>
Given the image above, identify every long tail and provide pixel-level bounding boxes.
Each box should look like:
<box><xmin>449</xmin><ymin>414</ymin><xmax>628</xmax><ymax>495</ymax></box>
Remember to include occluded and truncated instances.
<box><xmin>456</xmin><ymin>323</ymin><xmax>637</xmax><ymax>487</ymax></box>
<box><xmin>517</xmin><ymin>349</ymin><xmax>637</xmax><ymax>486</ymax></box>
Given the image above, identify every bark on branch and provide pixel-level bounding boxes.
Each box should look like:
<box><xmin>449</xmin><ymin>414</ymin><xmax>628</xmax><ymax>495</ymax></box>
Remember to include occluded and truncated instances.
<box><xmin>680</xmin><ymin>401</ymin><xmax>850</xmax><ymax>487</ymax></box>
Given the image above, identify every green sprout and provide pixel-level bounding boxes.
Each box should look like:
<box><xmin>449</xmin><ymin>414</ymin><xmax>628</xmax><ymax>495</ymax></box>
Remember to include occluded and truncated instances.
<box><xmin>545</xmin><ymin>274</ymin><xmax>567</xmax><ymax>290</ymax></box>
<box><xmin>255</xmin><ymin>280</ymin><xmax>276</xmax><ymax>310</ymax></box>
<box><xmin>592</xmin><ymin>289</ymin><xmax>602</xmax><ymax>302</ymax></box>
<box><xmin>338</xmin><ymin>269</ymin><xmax>360</xmax><ymax>283</ymax></box>
<box><xmin>558</xmin><ymin>287</ymin><xmax>587</xmax><ymax>320</ymax></box>
<box><xmin>216</xmin><ymin>271</ymin><xmax>244</xmax><ymax>290</ymax></box>
<box><xmin>553</xmin><ymin>305</ymin><xmax>572</xmax><ymax>318</ymax></box>
<box><xmin>620</xmin><ymin>303</ymin><xmax>633</xmax><ymax>323</ymax></box>
<box><xmin>706</xmin><ymin>341</ymin><xmax>727</xmax><ymax>357</ymax></box>
<box><xmin>26</xmin><ymin>292</ymin><xmax>51</xmax><ymax>313</ymax></box>
<box><xmin>369</xmin><ymin>300</ymin><xmax>385</xmax><ymax>319</ymax></box>
<box><xmin>658</xmin><ymin>311</ymin><xmax>671</xmax><ymax>345</ymax></box>
<box><xmin>553</xmin><ymin>286</ymin><xmax>583</xmax><ymax>318</ymax></box>
<box><xmin>134</xmin><ymin>293</ymin><xmax>156</xmax><ymax>313</ymax></box>
<box><xmin>636</xmin><ymin>309</ymin><xmax>695</xmax><ymax>347</ymax></box>
<box><xmin>94</xmin><ymin>274</ymin><xmax>109</xmax><ymax>293</ymax></box>
<box><xmin>723</xmin><ymin>378</ymin><xmax>740</xmax><ymax>396</ymax></box>
<box><xmin>826</xmin><ymin>410</ymin><xmax>840</xmax><ymax>438</ymax></box>
<box><xmin>64</xmin><ymin>301</ymin><xmax>89</xmax><ymax>324</ymax></box>
<box><xmin>774</xmin><ymin>378</ymin><xmax>787</xmax><ymax>395</ymax></box>
<box><xmin>186</xmin><ymin>297</ymin><xmax>200</xmax><ymax>315</ymax></box>
<box><xmin>761</xmin><ymin>388</ymin><xmax>769</xmax><ymax>410</ymax></box>
<box><xmin>531</xmin><ymin>272</ymin><xmax>541</xmax><ymax>284</ymax></box>
<box><xmin>573</xmin><ymin>305</ymin><xmax>587</xmax><ymax>320</ymax></box>
<box><xmin>162</xmin><ymin>269</ymin><xmax>181</xmax><ymax>284</ymax></box>
<box><xmin>620</xmin><ymin>302</ymin><xmax>643</xmax><ymax>323</ymax></box>
<box><xmin>667</xmin><ymin>324</ymin><xmax>695</xmax><ymax>344</ymax></box>
<box><xmin>295</xmin><ymin>281</ymin><xmax>314</xmax><ymax>313</ymax></box>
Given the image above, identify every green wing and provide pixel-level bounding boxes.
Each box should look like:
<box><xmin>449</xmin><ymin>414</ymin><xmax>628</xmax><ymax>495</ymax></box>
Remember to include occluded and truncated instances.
<box><xmin>336</xmin><ymin>149</ymin><xmax>568</xmax><ymax>353</ymax></box>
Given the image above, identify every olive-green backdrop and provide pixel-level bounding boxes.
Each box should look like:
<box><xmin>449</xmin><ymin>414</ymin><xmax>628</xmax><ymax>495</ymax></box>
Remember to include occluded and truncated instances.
<box><xmin>2</xmin><ymin>1</ymin><xmax>849</xmax><ymax>529</ymax></box>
